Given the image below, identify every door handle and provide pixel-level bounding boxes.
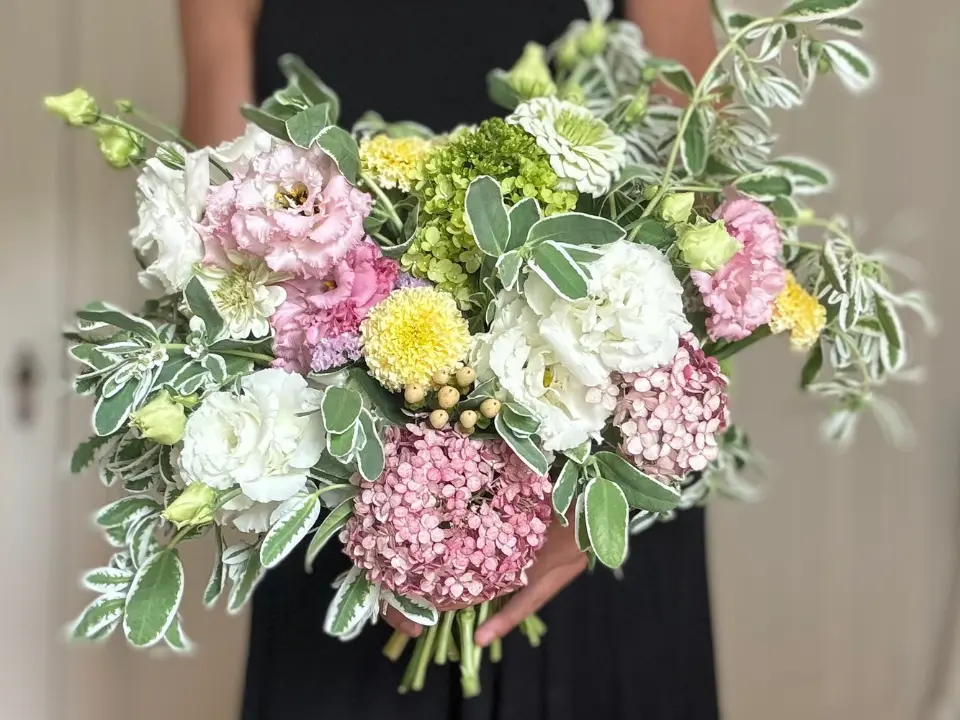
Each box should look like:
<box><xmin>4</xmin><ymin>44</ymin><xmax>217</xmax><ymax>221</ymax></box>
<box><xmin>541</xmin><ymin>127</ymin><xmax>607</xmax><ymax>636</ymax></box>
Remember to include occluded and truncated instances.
<box><xmin>11</xmin><ymin>348</ymin><xmax>39</xmax><ymax>427</ymax></box>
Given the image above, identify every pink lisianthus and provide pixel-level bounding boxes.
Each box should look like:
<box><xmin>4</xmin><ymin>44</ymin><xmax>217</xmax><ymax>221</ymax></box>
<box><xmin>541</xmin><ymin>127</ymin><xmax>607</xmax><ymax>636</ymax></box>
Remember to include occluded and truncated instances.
<box><xmin>269</xmin><ymin>240</ymin><xmax>398</xmax><ymax>374</ymax></box>
<box><xmin>199</xmin><ymin>144</ymin><xmax>373</xmax><ymax>279</ymax></box>
<box><xmin>342</xmin><ymin>424</ymin><xmax>552</xmax><ymax>610</ymax></box>
<box><xmin>691</xmin><ymin>197</ymin><xmax>786</xmax><ymax>341</ymax></box>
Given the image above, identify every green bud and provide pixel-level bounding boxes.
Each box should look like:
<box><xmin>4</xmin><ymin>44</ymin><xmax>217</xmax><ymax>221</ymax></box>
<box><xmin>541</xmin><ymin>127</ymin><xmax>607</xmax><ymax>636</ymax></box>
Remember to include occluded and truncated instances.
<box><xmin>579</xmin><ymin>22</ymin><xmax>608</xmax><ymax>57</ymax></box>
<box><xmin>173</xmin><ymin>393</ymin><xmax>200</xmax><ymax>409</ymax></box>
<box><xmin>115</xmin><ymin>99</ymin><xmax>135</xmax><ymax>114</ymax></box>
<box><xmin>658</xmin><ymin>192</ymin><xmax>695</xmax><ymax>225</ymax></box>
<box><xmin>91</xmin><ymin>123</ymin><xmax>144</xmax><ymax>168</ymax></box>
<box><xmin>558</xmin><ymin>81</ymin><xmax>585</xmax><ymax>105</ymax></box>
<box><xmin>556</xmin><ymin>35</ymin><xmax>582</xmax><ymax>70</ymax></box>
<box><xmin>162</xmin><ymin>483</ymin><xmax>218</xmax><ymax>530</ymax></box>
<box><xmin>506</xmin><ymin>43</ymin><xmax>557</xmax><ymax>100</ymax></box>
<box><xmin>129</xmin><ymin>390</ymin><xmax>186</xmax><ymax>445</ymax></box>
<box><xmin>676</xmin><ymin>218</ymin><xmax>740</xmax><ymax>272</ymax></box>
<box><xmin>44</xmin><ymin>88</ymin><xmax>99</xmax><ymax>126</ymax></box>
<box><xmin>642</xmin><ymin>184</ymin><xmax>660</xmax><ymax>201</ymax></box>
<box><xmin>624</xmin><ymin>85</ymin><xmax>650</xmax><ymax>124</ymax></box>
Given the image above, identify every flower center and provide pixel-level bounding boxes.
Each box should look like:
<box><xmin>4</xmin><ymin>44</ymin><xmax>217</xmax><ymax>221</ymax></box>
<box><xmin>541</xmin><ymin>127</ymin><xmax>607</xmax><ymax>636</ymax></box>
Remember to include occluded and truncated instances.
<box><xmin>213</xmin><ymin>267</ymin><xmax>256</xmax><ymax>317</ymax></box>
<box><xmin>554</xmin><ymin>109</ymin><xmax>606</xmax><ymax>147</ymax></box>
<box><xmin>274</xmin><ymin>181</ymin><xmax>309</xmax><ymax>209</ymax></box>
<box><xmin>542</xmin><ymin>367</ymin><xmax>554</xmax><ymax>388</ymax></box>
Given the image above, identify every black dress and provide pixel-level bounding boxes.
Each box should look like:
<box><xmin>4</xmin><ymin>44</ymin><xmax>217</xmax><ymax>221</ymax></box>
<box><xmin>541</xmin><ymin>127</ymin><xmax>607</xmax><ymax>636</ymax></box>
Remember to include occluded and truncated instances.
<box><xmin>244</xmin><ymin>3</ymin><xmax>719</xmax><ymax>718</ymax></box>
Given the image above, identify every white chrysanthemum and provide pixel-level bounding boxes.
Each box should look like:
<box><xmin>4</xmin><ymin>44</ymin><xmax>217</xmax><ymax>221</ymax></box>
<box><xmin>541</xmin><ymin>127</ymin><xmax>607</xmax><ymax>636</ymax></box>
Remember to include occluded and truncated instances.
<box><xmin>507</xmin><ymin>96</ymin><xmax>626</xmax><ymax>197</ymax></box>
<box><xmin>130</xmin><ymin>149</ymin><xmax>210</xmax><ymax>294</ymax></box>
<box><xmin>196</xmin><ymin>255</ymin><xmax>288</xmax><ymax>340</ymax></box>
<box><xmin>473</xmin><ymin>293</ymin><xmax>611</xmax><ymax>452</ymax></box>
<box><xmin>524</xmin><ymin>240</ymin><xmax>690</xmax><ymax>387</ymax></box>
<box><xmin>179</xmin><ymin>370</ymin><xmax>325</xmax><ymax>520</ymax></box>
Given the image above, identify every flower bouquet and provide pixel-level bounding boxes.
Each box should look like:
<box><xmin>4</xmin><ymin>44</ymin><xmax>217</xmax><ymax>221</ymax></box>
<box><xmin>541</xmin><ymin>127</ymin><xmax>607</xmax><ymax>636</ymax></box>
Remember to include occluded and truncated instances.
<box><xmin>50</xmin><ymin>0</ymin><xmax>931</xmax><ymax>697</ymax></box>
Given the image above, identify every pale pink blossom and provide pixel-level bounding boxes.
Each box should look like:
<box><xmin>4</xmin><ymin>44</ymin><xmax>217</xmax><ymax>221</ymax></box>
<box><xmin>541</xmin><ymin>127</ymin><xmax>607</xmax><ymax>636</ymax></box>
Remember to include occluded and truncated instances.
<box><xmin>342</xmin><ymin>424</ymin><xmax>552</xmax><ymax>609</ymax></box>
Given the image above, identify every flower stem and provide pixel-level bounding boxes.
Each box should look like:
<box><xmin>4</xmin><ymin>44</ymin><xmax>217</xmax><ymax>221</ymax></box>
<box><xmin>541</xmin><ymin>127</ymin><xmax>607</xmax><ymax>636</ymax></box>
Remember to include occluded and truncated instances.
<box><xmin>434</xmin><ymin>611</ymin><xmax>455</xmax><ymax>665</ymax></box>
<box><xmin>126</xmin><ymin>106</ymin><xmax>198</xmax><ymax>150</ymax></box>
<box><xmin>398</xmin><ymin>632</ymin><xmax>426</xmax><ymax>694</ymax></box>
<box><xmin>707</xmin><ymin>324</ymin><xmax>773</xmax><ymax>361</ymax></box>
<box><xmin>359</xmin><ymin>171</ymin><xmax>403</xmax><ymax>234</ymax></box>
<box><xmin>383</xmin><ymin>630</ymin><xmax>410</xmax><ymax>662</ymax></box>
<box><xmin>98</xmin><ymin>115</ymin><xmax>169</xmax><ymax>153</ymax></box>
<box><xmin>165</xmin><ymin>525</ymin><xmax>192</xmax><ymax>551</ymax></box>
<box><xmin>161</xmin><ymin>344</ymin><xmax>274</xmax><ymax>365</ymax></box>
<box><xmin>473</xmin><ymin>601</ymin><xmax>490</xmax><ymax>670</ymax></box>
<box><xmin>457</xmin><ymin>607</ymin><xmax>481</xmax><ymax>698</ymax></box>
<box><xmin>490</xmin><ymin>638</ymin><xmax>503</xmax><ymax>663</ymax></box>
<box><xmin>519</xmin><ymin>613</ymin><xmax>548</xmax><ymax>647</ymax></box>
<box><xmin>412</xmin><ymin>624</ymin><xmax>439</xmax><ymax>692</ymax></box>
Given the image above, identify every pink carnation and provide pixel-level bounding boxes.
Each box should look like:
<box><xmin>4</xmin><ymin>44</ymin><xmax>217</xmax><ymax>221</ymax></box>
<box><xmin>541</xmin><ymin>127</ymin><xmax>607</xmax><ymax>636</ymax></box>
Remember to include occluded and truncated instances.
<box><xmin>691</xmin><ymin>197</ymin><xmax>786</xmax><ymax>341</ymax></box>
<box><xmin>199</xmin><ymin>145</ymin><xmax>372</xmax><ymax>278</ymax></box>
<box><xmin>342</xmin><ymin>424</ymin><xmax>552</xmax><ymax>610</ymax></box>
<box><xmin>608</xmin><ymin>334</ymin><xmax>729</xmax><ymax>482</ymax></box>
<box><xmin>269</xmin><ymin>240</ymin><xmax>398</xmax><ymax>374</ymax></box>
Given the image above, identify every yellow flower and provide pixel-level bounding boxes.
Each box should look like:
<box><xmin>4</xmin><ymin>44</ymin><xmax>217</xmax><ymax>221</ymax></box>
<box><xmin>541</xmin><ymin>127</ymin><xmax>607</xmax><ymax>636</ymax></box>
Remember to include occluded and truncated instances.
<box><xmin>361</xmin><ymin>287</ymin><xmax>471</xmax><ymax>391</ymax></box>
<box><xmin>359</xmin><ymin>135</ymin><xmax>433</xmax><ymax>193</ymax></box>
<box><xmin>770</xmin><ymin>272</ymin><xmax>826</xmax><ymax>351</ymax></box>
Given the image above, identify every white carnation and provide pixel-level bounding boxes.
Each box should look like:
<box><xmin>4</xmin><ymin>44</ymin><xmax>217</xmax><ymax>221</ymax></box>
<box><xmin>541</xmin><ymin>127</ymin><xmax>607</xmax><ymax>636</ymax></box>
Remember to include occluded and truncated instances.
<box><xmin>179</xmin><ymin>369</ymin><xmax>326</xmax><ymax>522</ymax></box>
<box><xmin>507</xmin><ymin>96</ymin><xmax>626</xmax><ymax>197</ymax></box>
<box><xmin>524</xmin><ymin>240</ymin><xmax>690</xmax><ymax>387</ymax></box>
<box><xmin>474</xmin><ymin>294</ymin><xmax>611</xmax><ymax>452</ymax></box>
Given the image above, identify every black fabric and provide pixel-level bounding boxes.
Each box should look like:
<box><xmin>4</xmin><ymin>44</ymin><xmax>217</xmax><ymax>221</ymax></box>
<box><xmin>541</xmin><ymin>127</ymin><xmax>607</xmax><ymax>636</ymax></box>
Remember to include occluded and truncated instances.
<box><xmin>244</xmin><ymin>3</ymin><xmax>719</xmax><ymax>718</ymax></box>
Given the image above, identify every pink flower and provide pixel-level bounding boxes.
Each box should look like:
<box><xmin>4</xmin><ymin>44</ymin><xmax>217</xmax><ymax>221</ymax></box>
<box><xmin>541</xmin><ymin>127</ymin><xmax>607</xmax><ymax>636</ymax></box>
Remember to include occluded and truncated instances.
<box><xmin>605</xmin><ymin>334</ymin><xmax>729</xmax><ymax>482</ymax></box>
<box><xmin>269</xmin><ymin>241</ymin><xmax>398</xmax><ymax>374</ymax></box>
<box><xmin>691</xmin><ymin>197</ymin><xmax>786</xmax><ymax>341</ymax></box>
<box><xmin>342</xmin><ymin>424</ymin><xmax>552</xmax><ymax>610</ymax></box>
<box><xmin>198</xmin><ymin>145</ymin><xmax>372</xmax><ymax>278</ymax></box>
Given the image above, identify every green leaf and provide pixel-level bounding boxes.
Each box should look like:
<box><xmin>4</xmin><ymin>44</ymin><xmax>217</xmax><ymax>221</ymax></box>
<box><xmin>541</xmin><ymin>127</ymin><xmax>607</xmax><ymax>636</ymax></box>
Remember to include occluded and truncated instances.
<box><xmin>465</xmin><ymin>176</ymin><xmax>511</xmax><ymax>257</ymax></box>
<box><xmin>496</xmin><ymin>250</ymin><xmax>523</xmax><ymax>291</ymax></box>
<box><xmin>278</xmin><ymin>54</ymin><xmax>341</xmax><ymax>123</ymax></box>
<box><xmin>227</xmin><ymin>550</ymin><xmax>264</xmax><ymax>614</ymax></box>
<box><xmin>315</xmin><ymin>126</ymin><xmax>360</xmax><ymax>183</ymax></box>
<box><xmin>770</xmin><ymin>196</ymin><xmax>800</xmax><ymax>220</ymax></box>
<box><xmin>320</xmin><ymin>386</ymin><xmax>363</xmax><ymax>434</ymax></box>
<box><xmin>123</xmin><ymin>550</ymin><xmax>184</xmax><ymax>648</ymax></box>
<box><xmin>285</xmin><ymin>103</ymin><xmax>331</xmax><ymax>149</ymax></box>
<box><xmin>305</xmin><ymin>498</ymin><xmax>354</xmax><ymax>572</ymax></box>
<box><xmin>555</xmin><ymin>244</ymin><xmax>604</xmax><ymax>264</ymax></box>
<box><xmin>781</xmin><ymin>0</ymin><xmax>862</xmax><ymax>22</ymax></box>
<box><xmin>526</xmin><ymin>212</ymin><xmax>624</xmax><ymax>248</ymax></box>
<box><xmin>240</xmin><ymin>104</ymin><xmax>290</xmax><ymax>141</ymax></box>
<box><xmin>593</xmin><ymin>451</ymin><xmax>681</xmax><ymax>513</ymax></box>
<box><xmin>327</xmin><ymin>422</ymin><xmax>360</xmax><ymax>459</ymax></box>
<box><xmin>184</xmin><ymin>277</ymin><xmax>225</xmax><ymax>342</ymax></box>
<box><xmin>356</xmin><ymin>409</ymin><xmax>385</xmax><ymax>481</ymax></box>
<box><xmin>76</xmin><ymin>302</ymin><xmax>158</xmax><ymax>341</ymax></box>
<box><xmin>324</xmin><ymin>566</ymin><xmax>376</xmax><ymax>636</ymax></box>
<box><xmin>346</xmin><ymin>367</ymin><xmax>409</xmax><ymax>426</ymax></box>
<box><xmin>800</xmin><ymin>340</ymin><xmax>824</xmax><ymax>389</ymax></box>
<box><xmin>486</xmin><ymin>68</ymin><xmax>522</xmax><ymax>110</ymax></box>
<box><xmin>70</xmin><ymin>595</ymin><xmax>126</xmax><ymax>640</ymax></box>
<box><xmin>529</xmin><ymin>241</ymin><xmax>590</xmax><ymax>301</ymax></box>
<box><xmin>506</xmin><ymin>197</ymin><xmax>542</xmax><ymax>252</ymax></box>
<box><xmin>660</xmin><ymin>65</ymin><xmax>696</xmax><ymax>97</ymax></box>
<box><xmin>501</xmin><ymin>403</ymin><xmax>541</xmax><ymax>437</ymax></box>
<box><xmin>822</xmin><ymin>39</ymin><xmax>874</xmax><ymax>93</ymax></box>
<box><xmin>772</xmin><ymin>156</ymin><xmax>832</xmax><ymax>192</ymax></box>
<box><xmin>584</xmin><ymin>477</ymin><xmax>629</xmax><ymax>569</ymax></box>
<box><xmin>819</xmin><ymin>16</ymin><xmax>864</xmax><ymax>34</ymax></box>
<box><xmin>734</xmin><ymin>173</ymin><xmax>793</xmax><ymax>201</ymax></box>
<box><xmin>875</xmin><ymin>294</ymin><xmax>905</xmax><ymax>371</ymax></box>
<box><xmin>164</xmin><ymin>617</ymin><xmax>193</xmax><ymax>654</ymax></box>
<box><xmin>203</xmin><ymin>528</ymin><xmax>225</xmax><ymax>608</ymax></box>
<box><xmin>574</xmin><ymin>494</ymin><xmax>590</xmax><ymax>551</ymax></box>
<box><xmin>385</xmin><ymin>591</ymin><xmax>438</xmax><ymax>626</ymax></box>
<box><xmin>552</xmin><ymin>460</ymin><xmax>581</xmax><ymax>525</ymax></box>
<box><xmin>82</xmin><ymin>567</ymin><xmax>133</xmax><ymax>594</ymax></box>
<box><xmin>680</xmin><ymin>108</ymin><xmax>708</xmax><ymax>177</ymax></box>
<box><xmin>563</xmin><ymin>440</ymin><xmax>592</xmax><ymax>465</ymax></box>
<box><xmin>629</xmin><ymin>218</ymin><xmax>674</xmax><ymax>248</ymax></box>
<box><xmin>726</xmin><ymin>12</ymin><xmax>757</xmax><ymax>29</ymax></box>
<box><xmin>312</xmin><ymin>450</ymin><xmax>354</xmax><ymax>481</ymax></box>
<box><xmin>71</xmin><ymin>435</ymin><xmax>114</xmax><ymax>474</ymax></box>
<box><xmin>95</xmin><ymin>496</ymin><xmax>161</xmax><ymax>528</ymax></box>
<box><xmin>494</xmin><ymin>414</ymin><xmax>548</xmax><ymax>475</ymax></box>
<box><xmin>822</xmin><ymin>242</ymin><xmax>847</xmax><ymax>292</ymax></box>
<box><xmin>261</xmin><ymin>495</ymin><xmax>321</xmax><ymax>569</ymax></box>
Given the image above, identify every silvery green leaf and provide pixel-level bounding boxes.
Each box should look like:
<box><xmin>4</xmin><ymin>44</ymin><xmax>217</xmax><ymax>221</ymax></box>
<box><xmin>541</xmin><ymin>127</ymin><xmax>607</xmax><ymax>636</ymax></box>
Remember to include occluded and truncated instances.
<box><xmin>506</xmin><ymin>197</ymin><xmax>541</xmax><ymax>253</ymax></box>
<box><xmin>285</xmin><ymin>103</ymin><xmax>331</xmax><ymax>149</ymax></box>
<box><xmin>184</xmin><ymin>277</ymin><xmax>225</xmax><ymax>343</ymax></box>
<box><xmin>525</xmin><ymin>212</ymin><xmax>624</xmax><ymax>248</ymax></box>
<box><xmin>552</xmin><ymin>460</ymin><xmax>581</xmax><ymax>526</ymax></box>
<box><xmin>494</xmin><ymin>414</ymin><xmax>548</xmax><ymax>475</ymax></box>
<box><xmin>70</xmin><ymin>595</ymin><xmax>126</xmax><ymax>640</ymax></box>
<box><xmin>500</xmin><ymin>403</ymin><xmax>541</xmax><ymax>437</ymax></box>
<box><xmin>875</xmin><ymin>294</ymin><xmax>905</xmax><ymax>372</ymax></box>
<box><xmin>223</xmin><ymin>543</ymin><xmax>254</xmax><ymax>566</ymax></box>
<box><xmin>82</xmin><ymin>567</ymin><xmax>134</xmax><ymax>595</ymax></box>
<box><xmin>123</xmin><ymin>550</ymin><xmax>184</xmax><ymax>648</ymax></box>
<box><xmin>594</xmin><ymin>451</ymin><xmax>681</xmax><ymax>513</ymax></box>
<box><xmin>733</xmin><ymin>173</ymin><xmax>793</xmax><ymax>201</ymax></box>
<box><xmin>528</xmin><ymin>241</ymin><xmax>590</xmax><ymax>301</ymax></box>
<box><xmin>757</xmin><ymin>25</ymin><xmax>786</xmax><ymax>62</ymax></box>
<box><xmin>496</xmin><ymin>251</ymin><xmax>523</xmax><ymax>292</ymax></box>
<box><xmin>227</xmin><ymin>549</ymin><xmax>264</xmax><ymax>614</ymax></box>
<box><xmin>305</xmin><ymin>498</ymin><xmax>354</xmax><ymax>572</ymax></box>
<box><xmin>464</xmin><ymin>175</ymin><xmax>510</xmax><ymax>257</ymax></box>
<box><xmin>822</xmin><ymin>241</ymin><xmax>848</xmax><ymax>292</ymax></box>
<box><xmin>95</xmin><ymin>496</ymin><xmax>161</xmax><ymax>529</ymax></box>
<box><xmin>796</xmin><ymin>36</ymin><xmax>817</xmax><ymax>89</ymax></box>
<box><xmin>384</xmin><ymin>590</ymin><xmax>439</xmax><ymax>626</ymax></box>
<box><xmin>324</xmin><ymin>566</ymin><xmax>377</xmax><ymax>637</ymax></box>
<box><xmin>315</xmin><ymin>126</ymin><xmax>360</xmax><ymax>183</ymax></box>
<box><xmin>241</xmin><ymin>105</ymin><xmax>291</xmax><ymax>141</ymax></box>
<box><xmin>203</xmin><ymin>527</ymin><xmax>226</xmax><ymax>608</ymax></box>
<box><xmin>321</xmin><ymin>386</ymin><xmax>363</xmax><ymax>434</ymax></box>
<box><xmin>781</xmin><ymin>0</ymin><xmax>863</xmax><ymax>22</ymax></box>
<box><xmin>278</xmin><ymin>54</ymin><xmax>341</xmax><ymax>123</ymax></box>
<box><xmin>819</xmin><ymin>17</ymin><xmax>864</xmax><ymax>35</ymax></box>
<box><xmin>356</xmin><ymin>409</ymin><xmax>385</xmax><ymax>481</ymax></box>
<box><xmin>585</xmin><ymin>0</ymin><xmax>613</xmax><ymax>22</ymax></box>
<box><xmin>773</xmin><ymin>156</ymin><xmax>833</xmax><ymax>194</ymax></box>
<box><xmin>327</xmin><ymin>422</ymin><xmax>361</xmax><ymax>459</ymax></box>
<box><xmin>164</xmin><ymin>616</ymin><xmax>193</xmax><ymax>654</ymax></box>
<box><xmin>71</xmin><ymin>434</ymin><xmax>115</xmax><ymax>474</ymax></box>
<box><xmin>128</xmin><ymin>516</ymin><xmax>162</xmax><ymax>568</ymax></box>
<box><xmin>726</xmin><ymin>12</ymin><xmax>757</xmax><ymax>30</ymax></box>
<box><xmin>574</xmin><ymin>493</ymin><xmax>590</xmax><ymax>552</ymax></box>
<box><xmin>680</xmin><ymin>108</ymin><xmax>708</xmax><ymax>177</ymax></box>
<box><xmin>822</xmin><ymin>40</ymin><xmax>875</xmax><ymax>93</ymax></box>
<box><xmin>75</xmin><ymin>302</ymin><xmax>159</xmax><ymax>341</ymax></box>
<box><xmin>261</xmin><ymin>494</ymin><xmax>321</xmax><ymax>569</ymax></box>
<box><xmin>563</xmin><ymin>440</ymin><xmax>592</xmax><ymax>465</ymax></box>
<box><xmin>584</xmin><ymin>477</ymin><xmax>629</xmax><ymax>569</ymax></box>
<box><xmin>801</xmin><ymin>342</ymin><xmax>825</xmax><ymax>389</ymax></box>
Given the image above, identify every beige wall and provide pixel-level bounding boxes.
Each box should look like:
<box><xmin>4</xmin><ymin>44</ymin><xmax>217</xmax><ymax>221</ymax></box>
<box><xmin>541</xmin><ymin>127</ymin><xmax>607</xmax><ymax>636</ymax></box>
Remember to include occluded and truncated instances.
<box><xmin>1</xmin><ymin>1</ymin><xmax>956</xmax><ymax>718</ymax></box>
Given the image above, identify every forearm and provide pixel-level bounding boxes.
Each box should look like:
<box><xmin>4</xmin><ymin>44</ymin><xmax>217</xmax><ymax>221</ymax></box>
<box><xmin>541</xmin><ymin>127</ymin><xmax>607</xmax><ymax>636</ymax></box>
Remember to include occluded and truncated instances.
<box><xmin>626</xmin><ymin>0</ymin><xmax>717</xmax><ymax>82</ymax></box>
<box><xmin>179</xmin><ymin>0</ymin><xmax>260</xmax><ymax>147</ymax></box>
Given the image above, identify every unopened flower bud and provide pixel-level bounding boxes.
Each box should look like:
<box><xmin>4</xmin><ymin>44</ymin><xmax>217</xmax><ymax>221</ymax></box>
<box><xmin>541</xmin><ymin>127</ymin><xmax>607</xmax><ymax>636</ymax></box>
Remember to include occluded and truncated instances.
<box><xmin>479</xmin><ymin>398</ymin><xmax>502</xmax><ymax>419</ymax></box>
<box><xmin>174</xmin><ymin>393</ymin><xmax>200</xmax><ymax>409</ymax></box>
<box><xmin>643</xmin><ymin>184</ymin><xmax>660</xmax><ymax>201</ymax></box>
<box><xmin>437</xmin><ymin>386</ymin><xmax>460</xmax><ymax>409</ymax></box>
<box><xmin>44</xmin><ymin>88</ymin><xmax>99</xmax><ymax>126</ymax></box>
<box><xmin>507</xmin><ymin>43</ymin><xmax>557</xmax><ymax>100</ymax></box>
<box><xmin>91</xmin><ymin>123</ymin><xmax>143</xmax><ymax>168</ymax></box>
<box><xmin>624</xmin><ymin>85</ymin><xmax>650</xmax><ymax>124</ymax></box>
<box><xmin>404</xmin><ymin>384</ymin><xmax>426</xmax><ymax>404</ymax></box>
<box><xmin>129</xmin><ymin>390</ymin><xmax>186</xmax><ymax>445</ymax></box>
<box><xmin>556</xmin><ymin>35</ymin><xmax>581</xmax><ymax>70</ymax></box>
<box><xmin>558</xmin><ymin>81</ymin><xmax>585</xmax><ymax>105</ymax></box>
<box><xmin>115</xmin><ymin>99</ymin><xmax>135</xmax><ymax>114</ymax></box>
<box><xmin>676</xmin><ymin>218</ymin><xmax>740</xmax><ymax>273</ymax></box>
<box><xmin>458</xmin><ymin>410</ymin><xmax>479</xmax><ymax>430</ymax></box>
<box><xmin>432</xmin><ymin>371</ymin><xmax>450</xmax><ymax>386</ymax></box>
<box><xmin>579</xmin><ymin>21</ymin><xmax>608</xmax><ymax>57</ymax></box>
<box><xmin>162</xmin><ymin>483</ymin><xmax>218</xmax><ymax>530</ymax></box>
<box><xmin>455</xmin><ymin>367</ymin><xmax>477</xmax><ymax>387</ymax></box>
<box><xmin>429</xmin><ymin>409</ymin><xmax>450</xmax><ymax>429</ymax></box>
<box><xmin>658</xmin><ymin>192</ymin><xmax>695</xmax><ymax>225</ymax></box>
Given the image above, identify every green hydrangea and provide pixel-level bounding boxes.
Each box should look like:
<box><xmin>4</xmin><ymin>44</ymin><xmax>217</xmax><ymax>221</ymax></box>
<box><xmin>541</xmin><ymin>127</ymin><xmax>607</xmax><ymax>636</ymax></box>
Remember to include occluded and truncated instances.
<box><xmin>402</xmin><ymin>118</ymin><xmax>579</xmax><ymax>307</ymax></box>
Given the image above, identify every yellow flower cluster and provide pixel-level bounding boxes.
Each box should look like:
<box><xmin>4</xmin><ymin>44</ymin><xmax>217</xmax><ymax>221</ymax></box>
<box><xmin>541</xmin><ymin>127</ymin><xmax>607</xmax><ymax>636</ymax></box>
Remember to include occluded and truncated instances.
<box><xmin>360</xmin><ymin>287</ymin><xmax>471</xmax><ymax>392</ymax></box>
<box><xmin>359</xmin><ymin>135</ymin><xmax>433</xmax><ymax>193</ymax></box>
<box><xmin>770</xmin><ymin>272</ymin><xmax>827</xmax><ymax>351</ymax></box>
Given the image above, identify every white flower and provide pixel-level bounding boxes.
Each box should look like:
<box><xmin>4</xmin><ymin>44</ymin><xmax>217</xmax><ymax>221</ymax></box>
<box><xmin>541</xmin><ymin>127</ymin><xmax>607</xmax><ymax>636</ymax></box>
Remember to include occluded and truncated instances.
<box><xmin>178</xmin><ymin>369</ymin><xmax>325</xmax><ymax>514</ymax></box>
<box><xmin>196</xmin><ymin>255</ymin><xmax>288</xmax><ymax>340</ymax></box>
<box><xmin>474</xmin><ymin>293</ymin><xmax>611</xmax><ymax>451</ymax></box>
<box><xmin>130</xmin><ymin>149</ymin><xmax>209</xmax><ymax>294</ymax></box>
<box><xmin>212</xmin><ymin>124</ymin><xmax>274</xmax><ymax>174</ymax></box>
<box><xmin>524</xmin><ymin>240</ymin><xmax>690</xmax><ymax>386</ymax></box>
<box><xmin>507</xmin><ymin>96</ymin><xmax>626</xmax><ymax>196</ymax></box>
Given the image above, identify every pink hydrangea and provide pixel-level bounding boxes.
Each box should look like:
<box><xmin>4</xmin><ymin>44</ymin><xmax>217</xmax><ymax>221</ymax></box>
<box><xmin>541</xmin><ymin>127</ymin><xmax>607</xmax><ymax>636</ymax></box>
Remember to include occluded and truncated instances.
<box><xmin>604</xmin><ymin>334</ymin><xmax>729</xmax><ymax>482</ymax></box>
<box><xmin>270</xmin><ymin>240</ymin><xmax>398</xmax><ymax>374</ymax></box>
<box><xmin>342</xmin><ymin>424</ymin><xmax>552</xmax><ymax>610</ymax></box>
<box><xmin>199</xmin><ymin>144</ymin><xmax>372</xmax><ymax>279</ymax></box>
<box><xmin>691</xmin><ymin>197</ymin><xmax>786</xmax><ymax>341</ymax></box>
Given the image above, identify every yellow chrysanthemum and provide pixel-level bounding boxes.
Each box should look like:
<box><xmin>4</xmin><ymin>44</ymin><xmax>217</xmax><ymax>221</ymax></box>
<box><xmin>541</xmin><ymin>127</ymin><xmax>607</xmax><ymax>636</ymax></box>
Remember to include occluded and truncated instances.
<box><xmin>359</xmin><ymin>135</ymin><xmax>432</xmax><ymax>193</ymax></box>
<box><xmin>770</xmin><ymin>272</ymin><xmax>827</xmax><ymax>351</ymax></box>
<box><xmin>360</xmin><ymin>287</ymin><xmax>471</xmax><ymax>391</ymax></box>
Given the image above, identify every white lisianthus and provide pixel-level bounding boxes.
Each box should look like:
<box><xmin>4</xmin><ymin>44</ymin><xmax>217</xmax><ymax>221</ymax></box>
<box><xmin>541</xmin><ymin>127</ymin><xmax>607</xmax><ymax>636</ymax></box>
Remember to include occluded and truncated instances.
<box><xmin>524</xmin><ymin>240</ymin><xmax>690</xmax><ymax>386</ymax></box>
<box><xmin>178</xmin><ymin>370</ymin><xmax>325</xmax><ymax>521</ymax></box>
<box><xmin>130</xmin><ymin>149</ymin><xmax>210</xmax><ymax>294</ymax></box>
<box><xmin>507</xmin><ymin>96</ymin><xmax>626</xmax><ymax>196</ymax></box>
<box><xmin>212</xmin><ymin>124</ymin><xmax>274</xmax><ymax>173</ymax></box>
<box><xmin>473</xmin><ymin>293</ymin><xmax>611</xmax><ymax>451</ymax></box>
<box><xmin>196</xmin><ymin>254</ymin><xmax>288</xmax><ymax>340</ymax></box>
